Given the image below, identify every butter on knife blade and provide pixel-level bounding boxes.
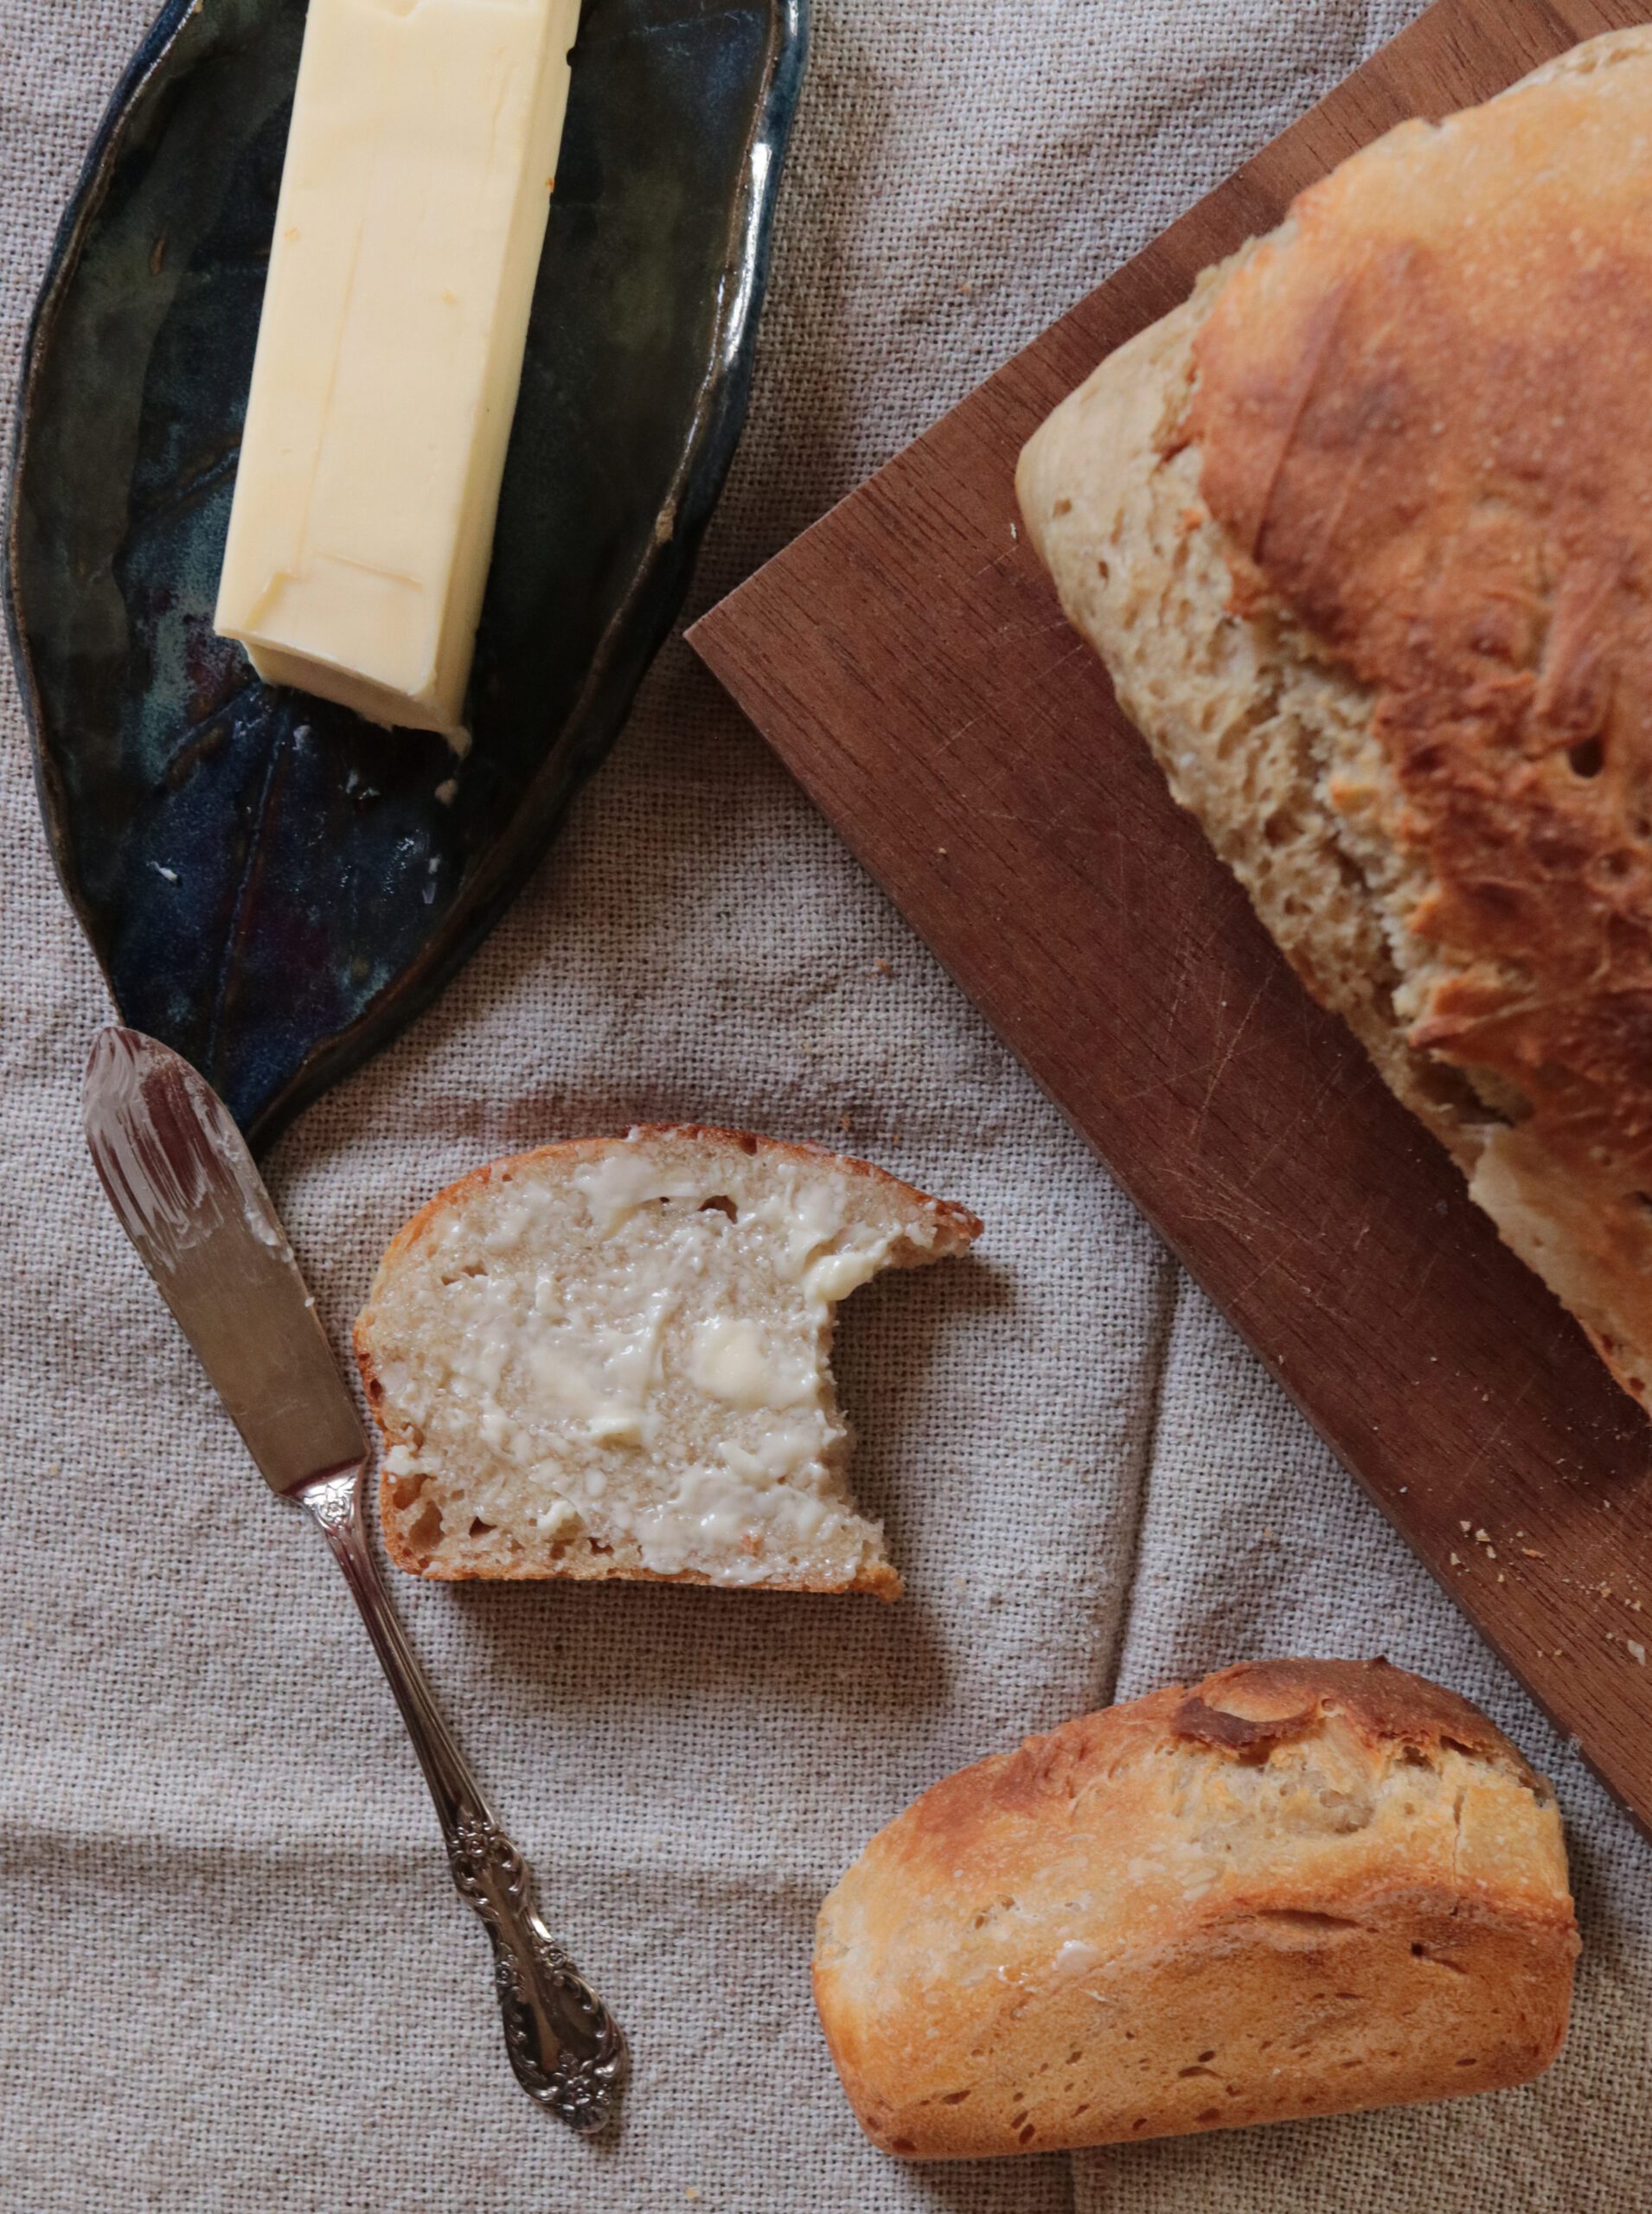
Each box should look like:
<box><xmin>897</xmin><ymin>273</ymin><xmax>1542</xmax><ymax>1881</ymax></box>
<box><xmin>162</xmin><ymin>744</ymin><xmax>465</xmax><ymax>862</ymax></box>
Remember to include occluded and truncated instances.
<box><xmin>214</xmin><ymin>0</ymin><xmax>583</xmax><ymax>745</ymax></box>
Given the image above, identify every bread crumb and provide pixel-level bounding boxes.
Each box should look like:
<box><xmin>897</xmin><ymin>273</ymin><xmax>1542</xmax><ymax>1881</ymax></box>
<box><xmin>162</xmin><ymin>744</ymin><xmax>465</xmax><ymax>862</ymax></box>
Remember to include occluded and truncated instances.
<box><xmin>1630</xmin><ymin>1641</ymin><xmax>1647</xmax><ymax>1667</ymax></box>
<box><xmin>1521</xmin><ymin>1547</ymin><xmax>1545</xmax><ymax>1559</ymax></box>
<box><xmin>1459</xmin><ymin>1520</ymin><xmax>1472</xmax><ymax>1534</ymax></box>
<box><xmin>1450</xmin><ymin>1552</ymin><xmax>1463</xmax><ymax>1568</ymax></box>
<box><xmin>1474</xmin><ymin>1528</ymin><xmax>1490</xmax><ymax>1545</ymax></box>
<box><xmin>873</xmin><ymin>958</ymin><xmax>893</xmax><ymax>978</ymax></box>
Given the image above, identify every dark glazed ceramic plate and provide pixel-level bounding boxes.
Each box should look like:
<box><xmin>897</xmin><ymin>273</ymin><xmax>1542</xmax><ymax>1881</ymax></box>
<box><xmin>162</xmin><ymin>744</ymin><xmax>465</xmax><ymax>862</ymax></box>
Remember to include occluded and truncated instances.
<box><xmin>7</xmin><ymin>0</ymin><xmax>805</xmax><ymax>1147</ymax></box>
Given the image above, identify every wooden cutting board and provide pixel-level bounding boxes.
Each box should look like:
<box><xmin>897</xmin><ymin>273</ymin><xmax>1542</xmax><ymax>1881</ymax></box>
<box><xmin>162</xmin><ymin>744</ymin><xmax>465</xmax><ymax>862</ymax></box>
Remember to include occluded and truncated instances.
<box><xmin>689</xmin><ymin>0</ymin><xmax>1652</xmax><ymax>1835</ymax></box>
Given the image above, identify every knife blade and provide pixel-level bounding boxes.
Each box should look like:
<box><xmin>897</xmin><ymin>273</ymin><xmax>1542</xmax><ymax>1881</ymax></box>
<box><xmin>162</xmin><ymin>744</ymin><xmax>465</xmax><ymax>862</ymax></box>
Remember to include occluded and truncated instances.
<box><xmin>82</xmin><ymin>1026</ymin><xmax>365</xmax><ymax>1496</ymax></box>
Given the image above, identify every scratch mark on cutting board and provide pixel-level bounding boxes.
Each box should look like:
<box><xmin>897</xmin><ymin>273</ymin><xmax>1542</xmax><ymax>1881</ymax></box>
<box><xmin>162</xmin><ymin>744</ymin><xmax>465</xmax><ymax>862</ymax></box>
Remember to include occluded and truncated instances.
<box><xmin>1191</xmin><ymin>980</ymin><xmax>1269</xmax><ymax>1138</ymax></box>
<box><xmin>1454</xmin><ymin>1368</ymin><xmax>1539</xmax><ymax>1486</ymax></box>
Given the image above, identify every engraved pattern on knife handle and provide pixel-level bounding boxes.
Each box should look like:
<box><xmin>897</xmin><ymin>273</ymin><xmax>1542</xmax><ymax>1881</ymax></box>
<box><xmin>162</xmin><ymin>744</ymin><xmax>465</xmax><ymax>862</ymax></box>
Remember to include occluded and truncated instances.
<box><xmin>297</xmin><ymin>1469</ymin><xmax>627</xmax><ymax>2133</ymax></box>
<box><xmin>448</xmin><ymin>1816</ymin><xmax>628</xmax><ymax>2130</ymax></box>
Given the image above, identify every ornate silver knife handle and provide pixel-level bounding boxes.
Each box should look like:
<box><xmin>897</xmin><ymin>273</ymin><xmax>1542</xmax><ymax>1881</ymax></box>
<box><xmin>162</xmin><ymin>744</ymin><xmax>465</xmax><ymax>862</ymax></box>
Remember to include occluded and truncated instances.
<box><xmin>298</xmin><ymin>1469</ymin><xmax>627</xmax><ymax>2132</ymax></box>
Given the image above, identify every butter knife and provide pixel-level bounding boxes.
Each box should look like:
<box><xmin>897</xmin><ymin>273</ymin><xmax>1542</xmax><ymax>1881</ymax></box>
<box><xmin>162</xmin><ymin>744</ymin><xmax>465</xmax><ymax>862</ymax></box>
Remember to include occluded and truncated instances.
<box><xmin>83</xmin><ymin>1026</ymin><xmax>626</xmax><ymax>2133</ymax></box>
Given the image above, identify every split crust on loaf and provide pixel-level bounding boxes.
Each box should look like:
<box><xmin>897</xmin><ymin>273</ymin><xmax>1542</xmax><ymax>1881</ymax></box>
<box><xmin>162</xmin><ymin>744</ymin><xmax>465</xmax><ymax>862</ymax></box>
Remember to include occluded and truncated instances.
<box><xmin>814</xmin><ymin>1659</ymin><xmax>1577</xmax><ymax>2160</ymax></box>
<box><xmin>355</xmin><ymin>1125</ymin><xmax>979</xmax><ymax>1594</ymax></box>
<box><xmin>1017</xmin><ymin>29</ymin><xmax>1652</xmax><ymax>1409</ymax></box>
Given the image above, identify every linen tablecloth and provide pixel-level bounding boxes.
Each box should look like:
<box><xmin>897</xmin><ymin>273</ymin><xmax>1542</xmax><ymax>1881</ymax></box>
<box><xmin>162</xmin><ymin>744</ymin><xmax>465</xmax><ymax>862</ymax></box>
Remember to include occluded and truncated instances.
<box><xmin>2</xmin><ymin>3</ymin><xmax>1646</xmax><ymax>2208</ymax></box>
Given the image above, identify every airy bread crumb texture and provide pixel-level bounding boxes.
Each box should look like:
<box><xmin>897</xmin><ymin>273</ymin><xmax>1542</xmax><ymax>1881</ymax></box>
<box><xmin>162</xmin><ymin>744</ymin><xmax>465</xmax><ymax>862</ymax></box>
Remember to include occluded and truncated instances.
<box><xmin>813</xmin><ymin>1660</ymin><xmax>1577</xmax><ymax>2160</ymax></box>
<box><xmin>355</xmin><ymin>1126</ymin><xmax>979</xmax><ymax>1592</ymax></box>
<box><xmin>1016</xmin><ymin>28</ymin><xmax>1652</xmax><ymax>1408</ymax></box>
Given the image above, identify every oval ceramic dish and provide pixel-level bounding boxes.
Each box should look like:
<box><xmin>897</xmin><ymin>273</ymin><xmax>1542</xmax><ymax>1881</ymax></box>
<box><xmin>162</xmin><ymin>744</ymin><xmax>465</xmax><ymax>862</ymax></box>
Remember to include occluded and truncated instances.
<box><xmin>7</xmin><ymin>0</ymin><xmax>805</xmax><ymax>1145</ymax></box>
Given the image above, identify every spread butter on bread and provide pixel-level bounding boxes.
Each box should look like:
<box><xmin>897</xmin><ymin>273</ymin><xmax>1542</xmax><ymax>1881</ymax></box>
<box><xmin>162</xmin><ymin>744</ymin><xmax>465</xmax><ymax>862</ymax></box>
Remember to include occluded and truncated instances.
<box><xmin>814</xmin><ymin>1660</ymin><xmax>1577</xmax><ymax>2158</ymax></box>
<box><xmin>355</xmin><ymin>1127</ymin><xmax>979</xmax><ymax>1592</ymax></box>
<box><xmin>1018</xmin><ymin>29</ymin><xmax>1652</xmax><ymax>1408</ymax></box>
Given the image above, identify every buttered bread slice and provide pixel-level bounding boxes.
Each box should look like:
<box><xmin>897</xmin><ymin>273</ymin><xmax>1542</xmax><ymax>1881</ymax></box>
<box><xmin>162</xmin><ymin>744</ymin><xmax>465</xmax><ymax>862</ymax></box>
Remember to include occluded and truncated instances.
<box><xmin>355</xmin><ymin>1128</ymin><xmax>980</xmax><ymax>1592</ymax></box>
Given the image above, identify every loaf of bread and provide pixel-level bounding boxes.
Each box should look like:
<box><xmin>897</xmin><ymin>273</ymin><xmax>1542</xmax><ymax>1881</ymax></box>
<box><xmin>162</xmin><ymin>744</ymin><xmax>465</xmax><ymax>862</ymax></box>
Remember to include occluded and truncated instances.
<box><xmin>355</xmin><ymin>1125</ymin><xmax>978</xmax><ymax>1592</ymax></box>
<box><xmin>1017</xmin><ymin>30</ymin><xmax>1652</xmax><ymax>1408</ymax></box>
<box><xmin>814</xmin><ymin>1659</ymin><xmax>1576</xmax><ymax>2159</ymax></box>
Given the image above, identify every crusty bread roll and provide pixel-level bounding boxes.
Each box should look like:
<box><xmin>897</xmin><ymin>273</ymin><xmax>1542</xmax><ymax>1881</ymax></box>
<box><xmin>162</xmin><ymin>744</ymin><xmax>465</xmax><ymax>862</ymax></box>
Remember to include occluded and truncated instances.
<box><xmin>355</xmin><ymin>1125</ymin><xmax>978</xmax><ymax>1592</ymax></box>
<box><xmin>814</xmin><ymin>1660</ymin><xmax>1576</xmax><ymax>2159</ymax></box>
<box><xmin>1017</xmin><ymin>29</ymin><xmax>1652</xmax><ymax>1409</ymax></box>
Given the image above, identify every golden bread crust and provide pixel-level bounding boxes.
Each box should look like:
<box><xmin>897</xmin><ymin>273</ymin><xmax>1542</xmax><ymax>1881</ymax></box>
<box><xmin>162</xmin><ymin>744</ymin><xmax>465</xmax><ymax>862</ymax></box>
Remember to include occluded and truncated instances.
<box><xmin>813</xmin><ymin>1660</ymin><xmax>1576</xmax><ymax>2159</ymax></box>
<box><xmin>1018</xmin><ymin>29</ymin><xmax>1652</xmax><ymax>1405</ymax></box>
<box><xmin>1186</xmin><ymin>32</ymin><xmax>1652</xmax><ymax>1402</ymax></box>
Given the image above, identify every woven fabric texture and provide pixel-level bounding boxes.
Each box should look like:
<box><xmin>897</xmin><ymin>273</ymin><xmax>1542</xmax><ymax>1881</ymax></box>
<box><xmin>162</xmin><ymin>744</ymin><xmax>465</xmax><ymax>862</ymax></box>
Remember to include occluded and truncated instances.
<box><xmin>1</xmin><ymin>3</ymin><xmax>1645</xmax><ymax>2210</ymax></box>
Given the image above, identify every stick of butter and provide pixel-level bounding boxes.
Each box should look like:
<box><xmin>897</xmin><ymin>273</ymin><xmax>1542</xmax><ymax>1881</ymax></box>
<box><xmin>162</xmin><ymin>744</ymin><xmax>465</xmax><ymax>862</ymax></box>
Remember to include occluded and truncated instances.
<box><xmin>214</xmin><ymin>0</ymin><xmax>582</xmax><ymax>743</ymax></box>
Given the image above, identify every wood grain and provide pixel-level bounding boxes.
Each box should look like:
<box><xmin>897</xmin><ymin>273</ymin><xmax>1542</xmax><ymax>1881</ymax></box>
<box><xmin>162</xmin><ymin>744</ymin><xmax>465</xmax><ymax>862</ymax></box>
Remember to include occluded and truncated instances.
<box><xmin>689</xmin><ymin>0</ymin><xmax>1652</xmax><ymax>1834</ymax></box>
